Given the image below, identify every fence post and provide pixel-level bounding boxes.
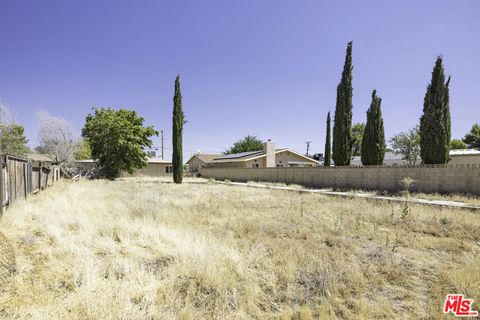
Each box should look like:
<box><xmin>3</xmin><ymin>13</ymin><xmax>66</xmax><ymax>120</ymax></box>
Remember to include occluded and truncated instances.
<box><xmin>23</xmin><ymin>163</ymin><xmax>26</xmax><ymax>199</ymax></box>
<box><xmin>28</xmin><ymin>163</ymin><xmax>32</xmax><ymax>194</ymax></box>
<box><xmin>39</xmin><ymin>161</ymin><xmax>43</xmax><ymax>190</ymax></box>
<box><xmin>0</xmin><ymin>154</ymin><xmax>3</xmax><ymax>217</ymax></box>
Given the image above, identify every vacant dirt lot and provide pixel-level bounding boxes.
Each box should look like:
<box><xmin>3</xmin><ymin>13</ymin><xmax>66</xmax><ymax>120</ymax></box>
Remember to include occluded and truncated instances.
<box><xmin>0</xmin><ymin>178</ymin><xmax>479</xmax><ymax>319</ymax></box>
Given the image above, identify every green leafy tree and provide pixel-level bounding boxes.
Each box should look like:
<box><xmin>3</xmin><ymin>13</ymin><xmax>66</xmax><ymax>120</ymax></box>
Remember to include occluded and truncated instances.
<box><xmin>419</xmin><ymin>56</ymin><xmax>451</xmax><ymax>164</ymax></box>
<box><xmin>172</xmin><ymin>75</ymin><xmax>185</xmax><ymax>184</ymax></box>
<box><xmin>463</xmin><ymin>123</ymin><xmax>480</xmax><ymax>149</ymax></box>
<box><xmin>361</xmin><ymin>90</ymin><xmax>385</xmax><ymax>165</ymax></box>
<box><xmin>82</xmin><ymin>108</ymin><xmax>158</xmax><ymax>179</ymax></box>
<box><xmin>351</xmin><ymin>122</ymin><xmax>365</xmax><ymax>157</ymax></box>
<box><xmin>0</xmin><ymin>101</ymin><xmax>30</xmax><ymax>156</ymax></box>
<box><xmin>390</xmin><ymin>126</ymin><xmax>421</xmax><ymax>165</ymax></box>
<box><xmin>449</xmin><ymin>139</ymin><xmax>467</xmax><ymax>150</ymax></box>
<box><xmin>333</xmin><ymin>41</ymin><xmax>353</xmax><ymax>165</ymax></box>
<box><xmin>0</xmin><ymin>124</ymin><xmax>30</xmax><ymax>156</ymax></box>
<box><xmin>74</xmin><ymin>139</ymin><xmax>92</xmax><ymax>160</ymax></box>
<box><xmin>324</xmin><ymin>112</ymin><xmax>331</xmax><ymax>166</ymax></box>
<box><xmin>225</xmin><ymin>135</ymin><xmax>263</xmax><ymax>154</ymax></box>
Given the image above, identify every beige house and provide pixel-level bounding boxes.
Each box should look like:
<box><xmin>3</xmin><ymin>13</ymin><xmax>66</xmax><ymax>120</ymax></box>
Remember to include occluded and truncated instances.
<box><xmin>76</xmin><ymin>158</ymin><xmax>173</xmax><ymax>177</ymax></box>
<box><xmin>200</xmin><ymin>141</ymin><xmax>319</xmax><ymax>169</ymax></box>
<box><xmin>185</xmin><ymin>153</ymin><xmax>221</xmax><ymax>172</ymax></box>
<box><xmin>126</xmin><ymin>158</ymin><xmax>173</xmax><ymax>177</ymax></box>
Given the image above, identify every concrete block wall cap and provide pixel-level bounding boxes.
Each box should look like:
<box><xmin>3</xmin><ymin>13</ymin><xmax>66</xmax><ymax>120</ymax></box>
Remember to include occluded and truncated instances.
<box><xmin>203</xmin><ymin>164</ymin><xmax>480</xmax><ymax>170</ymax></box>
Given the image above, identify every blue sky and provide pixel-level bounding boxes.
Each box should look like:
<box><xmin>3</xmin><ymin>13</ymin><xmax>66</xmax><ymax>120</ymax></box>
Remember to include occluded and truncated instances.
<box><xmin>0</xmin><ymin>0</ymin><xmax>479</xmax><ymax>158</ymax></box>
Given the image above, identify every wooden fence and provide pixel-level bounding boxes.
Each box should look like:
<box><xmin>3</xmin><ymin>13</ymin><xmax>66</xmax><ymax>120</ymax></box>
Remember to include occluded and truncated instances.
<box><xmin>0</xmin><ymin>154</ymin><xmax>60</xmax><ymax>215</ymax></box>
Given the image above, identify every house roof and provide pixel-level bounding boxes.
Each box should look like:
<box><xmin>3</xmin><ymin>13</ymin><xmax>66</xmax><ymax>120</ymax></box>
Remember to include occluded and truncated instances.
<box><xmin>212</xmin><ymin>151</ymin><xmax>263</xmax><ymax>160</ymax></box>
<box><xmin>205</xmin><ymin>148</ymin><xmax>320</xmax><ymax>164</ymax></box>
<box><xmin>186</xmin><ymin>153</ymin><xmax>223</xmax><ymax>164</ymax></box>
<box><xmin>147</xmin><ymin>158</ymin><xmax>172</xmax><ymax>164</ymax></box>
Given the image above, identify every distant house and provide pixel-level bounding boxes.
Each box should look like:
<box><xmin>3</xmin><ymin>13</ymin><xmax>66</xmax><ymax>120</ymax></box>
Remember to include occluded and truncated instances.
<box><xmin>199</xmin><ymin>141</ymin><xmax>319</xmax><ymax>169</ymax></box>
<box><xmin>350</xmin><ymin>149</ymin><xmax>480</xmax><ymax>166</ymax></box>
<box><xmin>350</xmin><ymin>152</ymin><xmax>410</xmax><ymax>166</ymax></box>
<box><xmin>185</xmin><ymin>153</ymin><xmax>222</xmax><ymax>172</ymax></box>
<box><xmin>449</xmin><ymin>149</ymin><xmax>480</xmax><ymax>165</ymax></box>
<box><xmin>313</xmin><ymin>153</ymin><xmax>324</xmax><ymax>162</ymax></box>
<box><xmin>127</xmin><ymin>158</ymin><xmax>173</xmax><ymax>177</ymax></box>
<box><xmin>76</xmin><ymin>158</ymin><xmax>173</xmax><ymax>176</ymax></box>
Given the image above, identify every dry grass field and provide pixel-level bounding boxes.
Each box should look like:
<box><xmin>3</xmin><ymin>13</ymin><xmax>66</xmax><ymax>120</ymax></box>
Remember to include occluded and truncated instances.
<box><xmin>0</xmin><ymin>178</ymin><xmax>479</xmax><ymax>319</ymax></box>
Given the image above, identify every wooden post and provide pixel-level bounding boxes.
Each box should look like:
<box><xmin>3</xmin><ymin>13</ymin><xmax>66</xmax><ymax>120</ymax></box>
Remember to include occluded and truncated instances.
<box><xmin>39</xmin><ymin>161</ymin><xmax>43</xmax><ymax>190</ymax></box>
<box><xmin>24</xmin><ymin>163</ymin><xmax>28</xmax><ymax>199</ymax></box>
<box><xmin>28</xmin><ymin>163</ymin><xmax>32</xmax><ymax>194</ymax></box>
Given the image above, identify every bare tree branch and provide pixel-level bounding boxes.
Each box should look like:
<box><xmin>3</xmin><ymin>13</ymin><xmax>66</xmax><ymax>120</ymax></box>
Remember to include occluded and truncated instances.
<box><xmin>36</xmin><ymin>111</ymin><xmax>80</xmax><ymax>164</ymax></box>
<box><xmin>0</xmin><ymin>99</ymin><xmax>14</xmax><ymax>125</ymax></box>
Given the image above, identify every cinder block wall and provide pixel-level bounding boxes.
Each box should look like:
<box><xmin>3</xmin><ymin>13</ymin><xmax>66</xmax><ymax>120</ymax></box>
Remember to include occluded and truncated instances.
<box><xmin>199</xmin><ymin>165</ymin><xmax>480</xmax><ymax>194</ymax></box>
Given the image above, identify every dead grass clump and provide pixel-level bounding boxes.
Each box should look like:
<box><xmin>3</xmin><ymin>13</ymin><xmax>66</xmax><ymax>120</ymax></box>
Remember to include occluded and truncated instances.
<box><xmin>0</xmin><ymin>178</ymin><xmax>479</xmax><ymax>319</ymax></box>
<box><xmin>0</xmin><ymin>231</ymin><xmax>16</xmax><ymax>288</ymax></box>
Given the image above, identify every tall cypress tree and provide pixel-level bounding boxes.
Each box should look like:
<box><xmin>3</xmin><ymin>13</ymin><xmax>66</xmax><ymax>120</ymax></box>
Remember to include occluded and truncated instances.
<box><xmin>172</xmin><ymin>75</ymin><xmax>184</xmax><ymax>183</ymax></box>
<box><xmin>332</xmin><ymin>41</ymin><xmax>353</xmax><ymax>165</ymax></box>
<box><xmin>419</xmin><ymin>57</ymin><xmax>451</xmax><ymax>164</ymax></box>
<box><xmin>361</xmin><ymin>90</ymin><xmax>385</xmax><ymax>165</ymax></box>
<box><xmin>324</xmin><ymin>111</ymin><xmax>331</xmax><ymax>166</ymax></box>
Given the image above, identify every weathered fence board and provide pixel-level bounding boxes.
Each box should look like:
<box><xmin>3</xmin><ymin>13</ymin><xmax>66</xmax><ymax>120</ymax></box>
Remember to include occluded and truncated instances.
<box><xmin>0</xmin><ymin>155</ymin><xmax>60</xmax><ymax>215</ymax></box>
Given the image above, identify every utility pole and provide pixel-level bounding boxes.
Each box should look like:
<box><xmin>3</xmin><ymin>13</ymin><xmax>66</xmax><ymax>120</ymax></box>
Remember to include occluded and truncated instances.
<box><xmin>161</xmin><ymin>130</ymin><xmax>164</xmax><ymax>159</ymax></box>
<box><xmin>305</xmin><ymin>141</ymin><xmax>311</xmax><ymax>156</ymax></box>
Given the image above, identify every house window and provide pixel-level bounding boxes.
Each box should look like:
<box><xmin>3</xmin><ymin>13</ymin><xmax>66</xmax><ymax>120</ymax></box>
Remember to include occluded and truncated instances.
<box><xmin>165</xmin><ymin>166</ymin><xmax>173</xmax><ymax>173</ymax></box>
<box><xmin>252</xmin><ymin>163</ymin><xmax>259</xmax><ymax>168</ymax></box>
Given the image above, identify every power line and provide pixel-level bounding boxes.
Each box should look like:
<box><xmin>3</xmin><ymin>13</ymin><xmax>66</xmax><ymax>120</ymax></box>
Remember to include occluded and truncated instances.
<box><xmin>152</xmin><ymin>141</ymin><xmax>226</xmax><ymax>150</ymax></box>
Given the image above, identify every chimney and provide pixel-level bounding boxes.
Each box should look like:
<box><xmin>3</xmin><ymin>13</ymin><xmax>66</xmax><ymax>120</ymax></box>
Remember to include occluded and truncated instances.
<box><xmin>263</xmin><ymin>139</ymin><xmax>275</xmax><ymax>168</ymax></box>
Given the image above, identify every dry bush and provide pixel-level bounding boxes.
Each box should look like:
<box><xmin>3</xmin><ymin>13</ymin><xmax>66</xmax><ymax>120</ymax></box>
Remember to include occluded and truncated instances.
<box><xmin>0</xmin><ymin>178</ymin><xmax>479</xmax><ymax>319</ymax></box>
<box><xmin>36</xmin><ymin>111</ymin><xmax>80</xmax><ymax>163</ymax></box>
